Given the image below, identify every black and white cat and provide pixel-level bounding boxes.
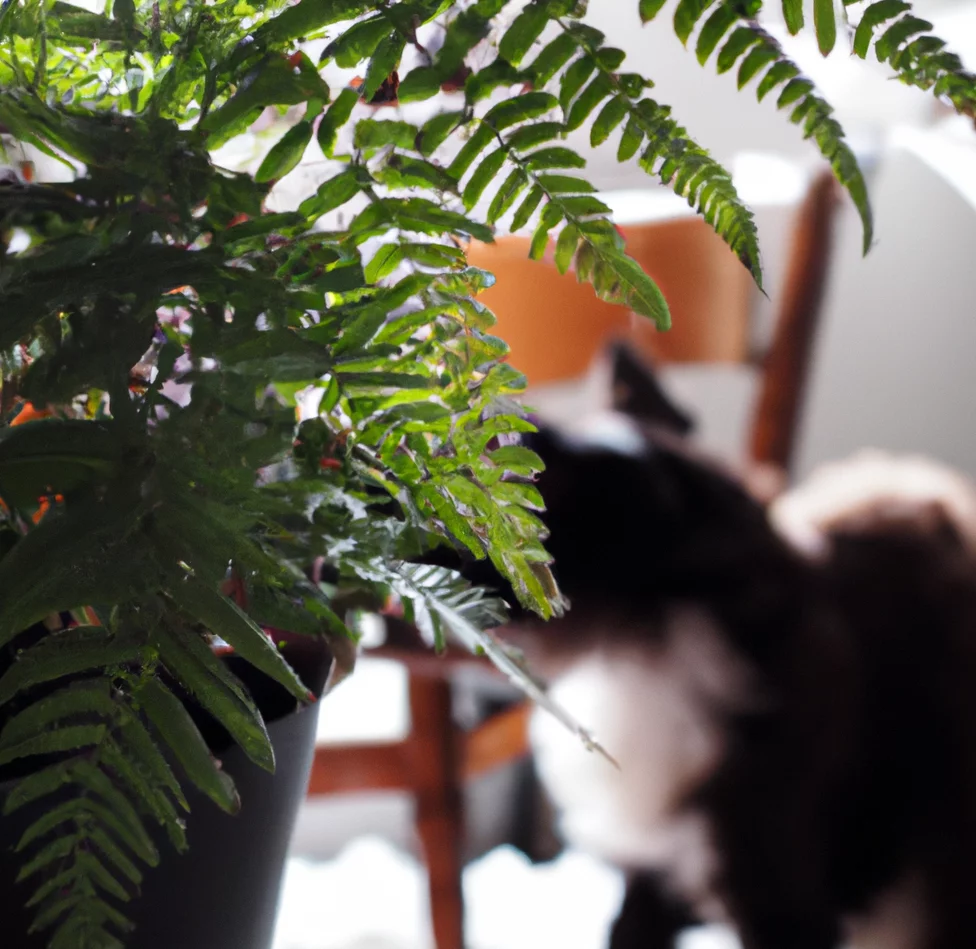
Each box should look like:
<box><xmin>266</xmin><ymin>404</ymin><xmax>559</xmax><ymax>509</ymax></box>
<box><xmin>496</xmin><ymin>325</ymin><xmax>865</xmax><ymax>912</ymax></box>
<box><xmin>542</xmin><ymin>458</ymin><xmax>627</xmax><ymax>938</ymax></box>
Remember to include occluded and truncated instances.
<box><xmin>443</xmin><ymin>343</ymin><xmax>976</xmax><ymax>949</ymax></box>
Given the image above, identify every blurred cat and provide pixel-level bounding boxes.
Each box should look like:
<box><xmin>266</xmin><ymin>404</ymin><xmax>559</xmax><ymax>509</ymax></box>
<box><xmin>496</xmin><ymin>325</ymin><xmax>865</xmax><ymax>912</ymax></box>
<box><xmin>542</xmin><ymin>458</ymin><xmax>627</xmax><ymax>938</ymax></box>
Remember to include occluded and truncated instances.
<box><xmin>435</xmin><ymin>342</ymin><xmax>976</xmax><ymax>949</ymax></box>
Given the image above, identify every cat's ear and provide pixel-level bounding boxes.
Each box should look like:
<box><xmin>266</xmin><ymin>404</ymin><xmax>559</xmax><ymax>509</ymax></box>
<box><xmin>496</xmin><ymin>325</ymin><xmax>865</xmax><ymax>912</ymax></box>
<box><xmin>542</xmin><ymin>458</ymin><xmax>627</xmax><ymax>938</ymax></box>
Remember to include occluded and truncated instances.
<box><xmin>607</xmin><ymin>342</ymin><xmax>695</xmax><ymax>436</ymax></box>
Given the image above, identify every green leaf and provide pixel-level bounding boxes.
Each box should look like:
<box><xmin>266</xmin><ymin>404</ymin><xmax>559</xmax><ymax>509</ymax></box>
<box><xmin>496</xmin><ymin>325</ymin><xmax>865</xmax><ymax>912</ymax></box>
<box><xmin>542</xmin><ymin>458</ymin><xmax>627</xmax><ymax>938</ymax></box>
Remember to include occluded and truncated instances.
<box><xmin>596</xmin><ymin>47</ymin><xmax>627</xmax><ymax>71</ymax></box>
<box><xmin>617</xmin><ymin>116</ymin><xmax>643</xmax><ymax>161</ymax></box>
<box><xmin>814</xmin><ymin>0</ymin><xmax>837</xmax><ymax>55</ymax></box>
<box><xmin>696</xmin><ymin>5</ymin><xmax>739</xmax><ymax>65</ymax></box>
<box><xmin>566</xmin><ymin>75</ymin><xmax>612</xmax><ymax>130</ymax></box>
<box><xmin>376</xmin><ymin>155</ymin><xmax>456</xmax><ymax>192</ymax></box>
<box><xmin>487</xmin><ymin>168</ymin><xmax>530</xmax><ymax>223</ymax></box>
<box><xmin>737</xmin><ymin>44</ymin><xmax>780</xmax><ymax>87</ymax></box>
<box><xmin>491</xmin><ymin>480</ymin><xmax>546</xmax><ymax>510</ymax></box>
<box><xmin>256</xmin><ymin>0</ymin><xmax>373</xmax><ymax>46</ymax></box>
<box><xmin>591</xmin><ymin>97</ymin><xmax>629</xmax><ymax>146</ymax></box>
<box><xmin>674</xmin><ymin>0</ymin><xmax>717</xmax><ymax>45</ymax></box>
<box><xmin>0</xmin><ymin>725</ymin><xmax>106</xmax><ymax>767</ymax></box>
<box><xmin>0</xmin><ymin>680</ymin><xmax>116</xmax><ymax>746</ymax></box>
<box><xmin>166</xmin><ymin>574</ymin><xmax>311</xmax><ymax>703</ymax></box>
<box><xmin>29</xmin><ymin>893</ymin><xmax>86</xmax><ymax>935</ymax></box>
<box><xmin>363</xmin><ymin>32</ymin><xmax>406</xmax><ymax>102</ymax></box>
<box><xmin>317</xmin><ymin>87</ymin><xmax>358</xmax><ymax>157</ymax></box>
<box><xmin>594</xmin><ymin>246</ymin><xmax>671</xmax><ymax>329</ymax></box>
<box><xmin>87</xmin><ymin>825</ymin><xmax>144</xmax><ymax>886</ymax></box>
<box><xmin>416</xmin><ymin>485</ymin><xmax>485</xmax><ymax>558</ymax></box>
<box><xmin>853</xmin><ymin>0</ymin><xmax>910</xmax><ymax>58</ymax></box>
<box><xmin>154</xmin><ymin>623</ymin><xmax>274</xmax><ymax>773</ymax></box>
<box><xmin>354</xmin><ymin>118</ymin><xmax>418</xmax><ymax>151</ymax></box>
<box><xmin>499</xmin><ymin>1</ymin><xmax>549</xmax><ymax>66</ymax></box>
<box><xmin>0</xmin><ymin>418</ymin><xmax>123</xmax><ymax>511</ymax></box>
<box><xmin>489</xmin><ymin>445</ymin><xmax>546</xmax><ymax>474</ymax></box>
<box><xmin>558</xmin><ymin>194</ymin><xmax>612</xmax><ymax>216</ymax></box>
<box><xmin>5</xmin><ymin>761</ymin><xmax>76</xmax><ymax>816</ymax></box>
<box><xmin>757</xmin><ymin>60</ymin><xmax>800</xmax><ymax>100</ymax></box>
<box><xmin>716</xmin><ymin>27</ymin><xmax>762</xmax><ymax>73</ymax></box>
<box><xmin>529</xmin><ymin>221</ymin><xmax>552</xmax><ymax>260</ymax></box>
<box><xmin>0</xmin><ymin>497</ymin><xmax>159</xmax><ymax>649</ymax></box>
<box><xmin>524</xmin><ymin>146</ymin><xmax>586</xmax><ymax>170</ymax></box>
<box><xmin>447</xmin><ymin>124</ymin><xmax>495</xmax><ymax>180</ymax></box>
<box><xmin>463</xmin><ymin>147</ymin><xmax>509</xmax><ymax>210</ymax></box>
<box><xmin>17</xmin><ymin>836</ymin><xmax>78</xmax><ymax>883</ymax></box>
<box><xmin>19</xmin><ymin>794</ymin><xmax>158</xmax><ymax>870</ymax></box>
<box><xmin>396</xmin><ymin>67</ymin><xmax>443</xmax><ymax>103</ymax></box>
<box><xmin>559</xmin><ymin>56</ymin><xmax>597</xmax><ymax>113</ymax></box>
<box><xmin>399</xmin><ymin>242</ymin><xmax>467</xmax><ymax>270</ymax></box>
<box><xmin>639</xmin><ymin>0</ymin><xmax>669</xmax><ymax>21</ymax></box>
<box><xmin>875</xmin><ymin>15</ymin><xmax>932</xmax><ymax>62</ymax></box>
<box><xmin>15</xmin><ymin>800</ymin><xmax>85</xmax><ymax>852</ymax></box>
<box><xmin>535</xmin><ymin>173</ymin><xmax>596</xmax><ymax>194</ymax></box>
<box><xmin>85</xmin><ymin>797</ymin><xmax>159</xmax><ymax>866</ymax></box>
<box><xmin>510</xmin><ymin>185</ymin><xmax>545</xmax><ymax>232</ymax></box>
<box><xmin>782</xmin><ymin>0</ymin><xmax>804</xmax><ymax>34</ymax></box>
<box><xmin>100</xmin><ymin>733</ymin><xmax>188</xmax><ymax>843</ymax></box>
<box><xmin>72</xmin><ymin>760</ymin><xmax>170</xmax><ymax>857</ymax></box>
<box><xmin>113</xmin><ymin>708</ymin><xmax>188</xmax><ymax>812</ymax></box>
<box><xmin>574</xmin><ymin>239</ymin><xmax>597</xmax><ymax>282</ymax></box>
<box><xmin>365</xmin><ymin>244</ymin><xmax>404</xmax><ymax>283</ymax></box>
<box><xmin>505</xmin><ymin>121</ymin><xmax>566</xmax><ymax>152</ymax></box>
<box><xmin>529</xmin><ymin>202</ymin><xmax>563</xmax><ymax>259</ymax></box>
<box><xmin>202</xmin><ymin>57</ymin><xmax>329</xmax><ymax>146</ymax></box>
<box><xmin>222</xmin><ymin>212</ymin><xmax>306</xmax><ymax>243</ymax></box>
<box><xmin>326</xmin><ymin>15</ymin><xmax>389</xmax><ymax>67</ymax></box>
<box><xmin>554</xmin><ymin>224</ymin><xmax>578</xmax><ymax>275</ymax></box>
<box><xmin>419</xmin><ymin>110</ymin><xmax>464</xmax><ymax>156</ymax></box>
<box><xmin>0</xmin><ymin>626</ymin><xmax>141</xmax><ymax>706</ymax></box>
<box><xmin>299</xmin><ymin>168</ymin><xmax>363</xmax><ymax>219</ymax></box>
<box><xmin>76</xmin><ymin>852</ymin><xmax>132</xmax><ymax>902</ymax></box>
<box><xmin>777</xmin><ymin>78</ymin><xmax>814</xmax><ymax>107</ymax></box>
<box><xmin>484</xmin><ymin>92</ymin><xmax>559</xmax><ymax>131</ymax></box>
<box><xmin>465</xmin><ymin>58</ymin><xmax>522</xmax><ymax>103</ymax></box>
<box><xmin>256</xmin><ymin>120</ymin><xmax>314</xmax><ymax>183</ymax></box>
<box><xmin>137</xmin><ymin>676</ymin><xmax>240</xmax><ymax>814</ymax></box>
<box><xmin>526</xmin><ymin>32</ymin><xmax>578</xmax><ymax>86</ymax></box>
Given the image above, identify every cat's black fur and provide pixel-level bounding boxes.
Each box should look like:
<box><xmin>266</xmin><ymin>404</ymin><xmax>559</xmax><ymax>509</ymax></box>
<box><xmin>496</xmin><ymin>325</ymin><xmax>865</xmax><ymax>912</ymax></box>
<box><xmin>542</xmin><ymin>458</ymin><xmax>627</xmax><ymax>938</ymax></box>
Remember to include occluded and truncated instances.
<box><xmin>431</xmin><ymin>343</ymin><xmax>976</xmax><ymax>949</ymax></box>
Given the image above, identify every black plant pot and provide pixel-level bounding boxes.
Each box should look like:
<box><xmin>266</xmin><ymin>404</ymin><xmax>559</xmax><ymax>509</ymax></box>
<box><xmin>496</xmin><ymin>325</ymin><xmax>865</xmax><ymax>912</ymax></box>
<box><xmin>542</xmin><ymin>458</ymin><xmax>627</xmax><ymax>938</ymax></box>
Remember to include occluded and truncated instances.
<box><xmin>0</xmin><ymin>631</ymin><xmax>333</xmax><ymax>949</ymax></box>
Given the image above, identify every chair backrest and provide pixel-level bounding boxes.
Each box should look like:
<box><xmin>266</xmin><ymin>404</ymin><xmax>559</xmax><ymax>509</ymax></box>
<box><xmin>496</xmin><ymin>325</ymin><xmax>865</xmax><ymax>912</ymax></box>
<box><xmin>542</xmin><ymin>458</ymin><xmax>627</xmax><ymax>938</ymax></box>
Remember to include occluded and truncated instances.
<box><xmin>464</xmin><ymin>168</ymin><xmax>839</xmax><ymax>474</ymax></box>
<box><xmin>465</xmin><ymin>214</ymin><xmax>753</xmax><ymax>384</ymax></box>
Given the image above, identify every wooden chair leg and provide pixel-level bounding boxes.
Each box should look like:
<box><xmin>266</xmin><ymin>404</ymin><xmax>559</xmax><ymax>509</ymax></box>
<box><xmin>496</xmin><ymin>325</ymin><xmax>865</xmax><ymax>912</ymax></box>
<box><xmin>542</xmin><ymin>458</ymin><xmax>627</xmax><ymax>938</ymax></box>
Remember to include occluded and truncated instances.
<box><xmin>409</xmin><ymin>674</ymin><xmax>465</xmax><ymax>949</ymax></box>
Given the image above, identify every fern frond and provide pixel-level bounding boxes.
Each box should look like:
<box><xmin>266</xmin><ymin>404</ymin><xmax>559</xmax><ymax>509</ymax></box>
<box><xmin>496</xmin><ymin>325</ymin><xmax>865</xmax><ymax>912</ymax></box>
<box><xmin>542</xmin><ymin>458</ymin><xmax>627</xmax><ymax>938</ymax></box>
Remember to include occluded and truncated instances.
<box><xmin>391</xmin><ymin>561</ymin><xmax>617</xmax><ymax>764</ymax></box>
<box><xmin>642</xmin><ymin>0</ymin><xmax>873</xmax><ymax>253</ymax></box>
<box><xmin>847</xmin><ymin>0</ymin><xmax>976</xmax><ymax>120</ymax></box>
<box><xmin>0</xmin><ymin>639</ymin><xmax>273</xmax><ymax>944</ymax></box>
<box><xmin>531</xmin><ymin>19</ymin><xmax>764</xmax><ymax>286</ymax></box>
<box><xmin>1</xmin><ymin>677</ymin><xmax>159</xmax><ymax>945</ymax></box>
<box><xmin>447</xmin><ymin>94</ymin><xmax>672</xmax><ymax>328</ymax></box>
<box><xmin>320</xmin><ymin>0</ymin><xmax>499</xmax><ymax>104</ymax></box>
<box><xmin>396</xmin><ymin>0</ymin><xmax>512</xmax><ymax>101</ymax></box>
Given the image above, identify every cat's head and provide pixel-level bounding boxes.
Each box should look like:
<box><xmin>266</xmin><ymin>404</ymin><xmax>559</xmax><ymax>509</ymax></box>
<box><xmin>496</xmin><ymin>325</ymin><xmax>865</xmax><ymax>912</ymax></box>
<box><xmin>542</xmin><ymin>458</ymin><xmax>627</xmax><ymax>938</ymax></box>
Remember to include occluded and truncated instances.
<box><xmin>430</xmin><ymin>343</ymin><xmax>785</xmax><ymax>643</ymax></box>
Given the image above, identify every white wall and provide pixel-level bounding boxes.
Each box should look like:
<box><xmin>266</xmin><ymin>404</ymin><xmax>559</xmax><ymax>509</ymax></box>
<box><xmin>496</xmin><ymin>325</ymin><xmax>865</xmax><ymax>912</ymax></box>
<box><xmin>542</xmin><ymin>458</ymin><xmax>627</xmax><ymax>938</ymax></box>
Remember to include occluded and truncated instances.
<box><xmin>795</xmin><ymin>123</ymin><xmax>976</xmax><ymax>477</ymax></box>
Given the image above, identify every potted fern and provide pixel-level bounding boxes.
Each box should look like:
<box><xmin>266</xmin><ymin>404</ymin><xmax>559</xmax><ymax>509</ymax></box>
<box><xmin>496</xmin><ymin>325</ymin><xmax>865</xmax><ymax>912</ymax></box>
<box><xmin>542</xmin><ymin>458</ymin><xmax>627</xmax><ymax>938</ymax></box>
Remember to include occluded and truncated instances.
<box><xmin>0</xmin><ymin>0</ymin><xmax>972</xmax><ymax>946</ymax></box>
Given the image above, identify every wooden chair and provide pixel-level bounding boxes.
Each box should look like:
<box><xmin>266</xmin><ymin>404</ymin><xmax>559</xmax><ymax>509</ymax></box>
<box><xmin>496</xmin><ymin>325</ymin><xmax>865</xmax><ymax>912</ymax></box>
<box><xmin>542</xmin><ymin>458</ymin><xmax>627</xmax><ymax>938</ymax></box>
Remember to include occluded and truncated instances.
<box><xmin>306</xmin><ymin>169</ymin><xmax>840</xmax><ymax>949</ymax></box>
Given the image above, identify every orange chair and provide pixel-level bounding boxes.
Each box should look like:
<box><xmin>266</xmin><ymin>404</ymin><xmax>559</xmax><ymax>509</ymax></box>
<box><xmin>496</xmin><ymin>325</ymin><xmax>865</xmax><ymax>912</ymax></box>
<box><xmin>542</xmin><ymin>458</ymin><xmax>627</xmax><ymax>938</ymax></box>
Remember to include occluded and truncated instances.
<box><xmin>307</xmin><ymin>169</ymin><xmax>840</xmax><ymax>949</ymax></box>
<box><xmin>466</xmin><ymin>210</ymin><xmax>754</xmax><ymax>385</ymax></box>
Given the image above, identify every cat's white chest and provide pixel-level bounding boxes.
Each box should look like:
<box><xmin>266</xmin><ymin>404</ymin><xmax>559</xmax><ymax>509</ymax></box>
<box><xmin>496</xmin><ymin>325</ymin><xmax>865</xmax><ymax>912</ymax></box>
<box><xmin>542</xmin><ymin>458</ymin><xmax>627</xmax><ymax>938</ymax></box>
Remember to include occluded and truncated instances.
<box><xmin>527</xmin><ymin>618</ymin><xmax>929</xmax><ymax>949</ymax></box>
<box><xmin>528</xmin><ymin>614</ymin><xmax>750</xmax><ymax>903</ymax></box>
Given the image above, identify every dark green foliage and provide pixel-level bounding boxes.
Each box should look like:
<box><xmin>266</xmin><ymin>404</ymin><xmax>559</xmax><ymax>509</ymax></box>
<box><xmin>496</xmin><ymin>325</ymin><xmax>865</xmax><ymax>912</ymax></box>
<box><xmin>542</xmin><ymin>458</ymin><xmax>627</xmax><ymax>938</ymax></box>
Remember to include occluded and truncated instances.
<box><xmin>1</xmin><ymin>0</ymin><xmax>974</xmax><ymax>945</ymax></box>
